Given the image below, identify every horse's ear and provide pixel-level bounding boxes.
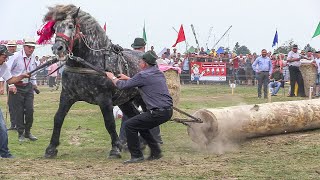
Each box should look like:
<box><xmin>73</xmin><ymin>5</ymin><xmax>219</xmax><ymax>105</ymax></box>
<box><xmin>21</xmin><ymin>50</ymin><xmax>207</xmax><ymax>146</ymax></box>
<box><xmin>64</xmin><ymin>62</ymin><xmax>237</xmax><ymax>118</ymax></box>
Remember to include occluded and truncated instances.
<box><xmin>73</xmin><ymin>7</ymin><xmax>80</xmax><ymax>19</ymax></box>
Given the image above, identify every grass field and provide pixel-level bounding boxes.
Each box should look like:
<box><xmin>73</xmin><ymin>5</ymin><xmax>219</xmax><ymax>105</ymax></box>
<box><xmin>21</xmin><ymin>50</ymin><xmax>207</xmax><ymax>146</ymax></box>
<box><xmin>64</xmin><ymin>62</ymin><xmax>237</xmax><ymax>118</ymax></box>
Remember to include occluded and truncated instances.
<box><xmin>0</xmin><ymin>84</ymin><xmax>320</xmax><ymax>180</ymax></box>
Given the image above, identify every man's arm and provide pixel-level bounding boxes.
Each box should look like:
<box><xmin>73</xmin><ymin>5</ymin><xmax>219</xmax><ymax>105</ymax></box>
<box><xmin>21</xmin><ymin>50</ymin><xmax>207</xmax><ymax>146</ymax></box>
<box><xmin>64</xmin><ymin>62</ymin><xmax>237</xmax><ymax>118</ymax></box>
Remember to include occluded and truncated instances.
<box><xmin>251</xmin><ymin>58</ymin><xmax>258</xmax><ymax>72</ymax></box>
<box><xmin>106</xmin><ymin>72</ymin><xmax>144</xmax><ymax>89</ymax></box>
<box><xmin>269</xmin><ymin>59</ymin><xmax>273</xmax><ymax>75</ymax></box>
<box><xmin>7</xmin><ymin>74</ymin><xmax>30</xmax><ymax>85</ymax></box>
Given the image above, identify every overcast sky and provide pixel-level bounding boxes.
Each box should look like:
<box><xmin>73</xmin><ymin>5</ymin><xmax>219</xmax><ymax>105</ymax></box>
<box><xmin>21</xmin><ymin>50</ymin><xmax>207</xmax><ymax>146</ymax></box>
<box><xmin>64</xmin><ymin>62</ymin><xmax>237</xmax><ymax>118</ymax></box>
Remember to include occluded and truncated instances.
<box><xmin>1</xmin><ymin>0</ymin><xmax>319</xmax><ymax>56</ymax></box>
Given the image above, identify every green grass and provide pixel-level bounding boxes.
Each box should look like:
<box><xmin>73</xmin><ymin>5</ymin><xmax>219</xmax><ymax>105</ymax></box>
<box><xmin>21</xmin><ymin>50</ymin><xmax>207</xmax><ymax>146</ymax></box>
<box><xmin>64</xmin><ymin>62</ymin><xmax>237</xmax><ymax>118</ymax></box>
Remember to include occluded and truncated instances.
<box><xmin>0</xmin><ymin>84</ymin><xmax>319</xmax><ymax>179</ymax></box>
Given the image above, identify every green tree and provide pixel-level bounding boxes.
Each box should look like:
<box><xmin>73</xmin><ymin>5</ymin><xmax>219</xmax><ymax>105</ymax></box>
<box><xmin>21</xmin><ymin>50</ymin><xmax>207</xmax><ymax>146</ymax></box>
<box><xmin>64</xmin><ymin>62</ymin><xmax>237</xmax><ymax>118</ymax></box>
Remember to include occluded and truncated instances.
<box><xmin>233</xmin><ymin>42</ymin><xmax>240</xmax><ymax>54</ymax></box>
<box><xmin>233</xmin><ymin>42</ymin><xmax>251</xmax><ymax>55</ymax></box>
<box><xmin>303</xmin><ymin>44</ymin><xmax>316</xmax><ymax>52</ymax></box>
<box><xmin>274</xmin><ymin>39</ymin><xmax>295</xmax><ymax>54</ymax></box>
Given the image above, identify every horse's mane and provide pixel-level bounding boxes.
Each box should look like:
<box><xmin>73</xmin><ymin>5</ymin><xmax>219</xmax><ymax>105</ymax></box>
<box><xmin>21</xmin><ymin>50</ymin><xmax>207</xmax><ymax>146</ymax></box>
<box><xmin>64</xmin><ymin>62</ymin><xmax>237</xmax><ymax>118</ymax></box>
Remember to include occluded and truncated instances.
<box><xmin>44</xmin><ymin>4</ymin><xmax>109</xmax><ymax>56</ymax></box>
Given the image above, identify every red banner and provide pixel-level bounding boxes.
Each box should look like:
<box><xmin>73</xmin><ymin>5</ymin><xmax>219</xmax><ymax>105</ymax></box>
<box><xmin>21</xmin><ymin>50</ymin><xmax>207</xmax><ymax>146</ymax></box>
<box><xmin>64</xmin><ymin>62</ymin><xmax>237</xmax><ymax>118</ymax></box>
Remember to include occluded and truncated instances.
<box><xmin>190</xmin><ymin>62</ymin><xmax>227</xmax><ymax>81</ymax></box>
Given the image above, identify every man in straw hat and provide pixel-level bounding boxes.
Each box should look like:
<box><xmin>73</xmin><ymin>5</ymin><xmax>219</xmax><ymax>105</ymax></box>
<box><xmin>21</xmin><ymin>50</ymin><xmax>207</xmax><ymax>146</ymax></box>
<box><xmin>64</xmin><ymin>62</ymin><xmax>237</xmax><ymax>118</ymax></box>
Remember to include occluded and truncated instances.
<box><xmin>0</xmin><ymin>45</ymin><xmax>30</xmax><ymax>158</ymax></box>
<box><xmin>7</xmin><ymin>37</ymin><xmax>39</xmax><ymax>142</ymax></box>
<box><xmin>106</xmin><ymin>51</ymin><xmax>173</xmax><ymax>164</ymax></box>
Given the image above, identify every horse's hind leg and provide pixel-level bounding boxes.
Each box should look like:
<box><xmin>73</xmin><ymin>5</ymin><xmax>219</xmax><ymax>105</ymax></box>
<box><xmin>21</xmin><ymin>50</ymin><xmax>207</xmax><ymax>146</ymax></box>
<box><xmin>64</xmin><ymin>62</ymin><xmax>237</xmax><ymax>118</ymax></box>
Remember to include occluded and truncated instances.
<box><xmin>45</xmin><ymin>93</ymin><xmax>75</xmax><ymax>158</ymax></box>
<box><xmin>99</xmin><ymin>102</ymin><xmax>122</xmax><ymax>159</ymax></box>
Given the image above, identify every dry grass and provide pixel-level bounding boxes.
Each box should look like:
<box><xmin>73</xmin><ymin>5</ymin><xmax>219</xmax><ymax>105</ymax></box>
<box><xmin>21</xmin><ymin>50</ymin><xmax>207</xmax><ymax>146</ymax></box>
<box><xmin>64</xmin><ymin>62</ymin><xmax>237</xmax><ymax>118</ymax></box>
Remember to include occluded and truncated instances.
<box><xmin>0</xmin><ymin>84</ymin><xmax>319</xmax><ymax>179</ymax></box>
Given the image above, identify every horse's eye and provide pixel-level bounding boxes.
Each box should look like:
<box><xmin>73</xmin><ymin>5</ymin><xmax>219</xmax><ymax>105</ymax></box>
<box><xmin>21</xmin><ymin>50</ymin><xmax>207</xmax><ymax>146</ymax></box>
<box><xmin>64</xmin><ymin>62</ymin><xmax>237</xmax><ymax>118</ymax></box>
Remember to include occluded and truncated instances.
<box><xmin>68</xmin><ymin>25</ymin><xmax>74</xmax><ymax>29</ymax></box>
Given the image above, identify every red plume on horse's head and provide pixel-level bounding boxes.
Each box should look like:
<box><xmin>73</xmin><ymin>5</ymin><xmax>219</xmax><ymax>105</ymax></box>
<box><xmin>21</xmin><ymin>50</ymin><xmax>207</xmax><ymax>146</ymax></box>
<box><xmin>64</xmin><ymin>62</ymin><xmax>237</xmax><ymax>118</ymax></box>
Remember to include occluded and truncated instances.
<box><xmin>37</xmin><ymin>20</ymin><xmax>56</xmax><ymax>44</ymax></box>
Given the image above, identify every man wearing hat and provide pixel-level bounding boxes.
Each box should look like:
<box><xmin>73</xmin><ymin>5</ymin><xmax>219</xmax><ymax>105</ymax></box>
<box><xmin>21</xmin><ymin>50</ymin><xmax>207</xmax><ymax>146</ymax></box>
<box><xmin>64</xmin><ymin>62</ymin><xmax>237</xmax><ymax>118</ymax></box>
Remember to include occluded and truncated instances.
<box><xmin>4</xmin><ymin>40</ymin><xmax>18</xmax><ymax>130</ymax></box>
<box><xmin>131</xmin><ymin>38</ymin><xmax>146</xmax><ymax>52</ymax></box>
<box><xmin>106</xmin><ymin>50</ymin><xmax>173</xmax><ymax>164</ymax></box>
<box><xmin>0</xmin><ymin>45</ymin><xmax>30</xmax><ymax>158</ymax></box>
<box><xmin>7</xmin><ymin>37</ymin><xmax>39</xmax><ymax>142</ymax></box>
<box><xmin>120</xmin><ymin>37</ymin><xmax>163</xmax><ymax>151</ymax></box>
<box><xmin>7</xmin><ymin>40</ymin><xmax>17</xmax><ymax>54</ymax></box>
<box><xmin>287</xmin><ymin>45</ymin><xmax>306</xmax><ymax>97</ymax></box>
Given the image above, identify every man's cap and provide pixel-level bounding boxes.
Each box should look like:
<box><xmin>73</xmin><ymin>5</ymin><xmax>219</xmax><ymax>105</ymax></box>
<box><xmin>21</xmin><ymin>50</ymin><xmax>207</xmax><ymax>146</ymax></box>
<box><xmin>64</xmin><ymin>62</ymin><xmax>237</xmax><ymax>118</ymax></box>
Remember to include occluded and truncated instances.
<box><xmin>131</xmin><ymin>38</ymin><xmax>146</xmax><ymax>49</ymax></box>
<box><xmin>24</xmin><ymin>37</ymin><xmax>37</xmax><ymax>47</ymax></box>
<box><xmin>142</xmin><ymin>50</ymin><xmax>158</xmax><ymax>65</ymax></box>
<box><xmin>7</xmin><ymin>40</ymin><xmax>17</xmax><ymax>47</ymax></box>
<box><xmin>292</xmin><ymin>44</ymin><xmax>298</xmax><ymax>49</ymax></box>
<box><xmin>0</xmin><ymin>45</ymin><xmax>13</xmax><ymax>56</ymax></box>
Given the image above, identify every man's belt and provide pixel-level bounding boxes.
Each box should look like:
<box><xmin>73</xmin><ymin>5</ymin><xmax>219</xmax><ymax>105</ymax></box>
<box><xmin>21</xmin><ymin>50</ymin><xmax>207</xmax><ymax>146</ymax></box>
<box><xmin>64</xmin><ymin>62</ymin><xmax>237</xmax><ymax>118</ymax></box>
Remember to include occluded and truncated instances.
<box><xmin>151</xmin><ymin>107</ymin><xmax>172</xmax><ymax>112</ymax></box>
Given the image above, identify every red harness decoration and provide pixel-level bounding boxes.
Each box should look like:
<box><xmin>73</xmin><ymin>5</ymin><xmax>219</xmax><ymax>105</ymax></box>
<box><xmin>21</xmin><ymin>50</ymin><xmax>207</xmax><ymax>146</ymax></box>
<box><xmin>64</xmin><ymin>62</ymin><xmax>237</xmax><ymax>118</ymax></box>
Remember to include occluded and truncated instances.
<box><xmin>37</xmin><ymin>20</ymin><xmax>56</xmax><ymax>44</ymax></box>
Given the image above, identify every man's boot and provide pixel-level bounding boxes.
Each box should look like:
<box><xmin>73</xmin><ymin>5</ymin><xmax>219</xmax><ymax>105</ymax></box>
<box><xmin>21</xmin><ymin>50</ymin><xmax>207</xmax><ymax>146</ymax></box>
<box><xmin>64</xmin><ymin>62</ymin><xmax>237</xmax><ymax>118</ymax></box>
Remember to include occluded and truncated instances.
<box><xmin>18</xmin><ymin>132</ymin><xmax>25</xmax><ymax>142</ymax></box>
<box><xmin>24</xmin><ymin>130</ymin><xmax>38</xmax><ymax>141</ymax></box>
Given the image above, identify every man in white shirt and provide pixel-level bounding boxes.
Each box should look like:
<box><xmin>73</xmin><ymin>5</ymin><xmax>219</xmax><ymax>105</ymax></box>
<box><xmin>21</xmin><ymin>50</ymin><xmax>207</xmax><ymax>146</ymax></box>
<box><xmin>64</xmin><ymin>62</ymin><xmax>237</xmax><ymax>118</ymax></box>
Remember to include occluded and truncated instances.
<box><xmin>7</xmin><ymin>38</ymin><xmax>38</xmax><ymax>142</ymax></box>
<box><xmin>0</xmin><ymin>45</ymin><xmax>29</xmax><ymax>158</ymax></box>
<box><xmin>0</xmin><ymin>40</ymin><xmax>18</xmax><ymax>130</ymax></box>
<box><xmin>313</xmin><ymin>51</ymin><xmax>320</xmax><ymax>96</ymax></box>
<box><xmin>287</xmin><ymin>45</ymin><xmax>306</xmax><ymax>97</ymax></box>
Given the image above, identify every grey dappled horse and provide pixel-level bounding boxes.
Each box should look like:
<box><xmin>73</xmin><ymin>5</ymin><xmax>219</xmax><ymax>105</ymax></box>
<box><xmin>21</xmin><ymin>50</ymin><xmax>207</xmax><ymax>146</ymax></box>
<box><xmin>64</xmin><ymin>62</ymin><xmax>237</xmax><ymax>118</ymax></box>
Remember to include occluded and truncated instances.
<box><xmin>43</xmin><ymin>4</ymin><xmax>143</xmax><ymax>158</ymax></box>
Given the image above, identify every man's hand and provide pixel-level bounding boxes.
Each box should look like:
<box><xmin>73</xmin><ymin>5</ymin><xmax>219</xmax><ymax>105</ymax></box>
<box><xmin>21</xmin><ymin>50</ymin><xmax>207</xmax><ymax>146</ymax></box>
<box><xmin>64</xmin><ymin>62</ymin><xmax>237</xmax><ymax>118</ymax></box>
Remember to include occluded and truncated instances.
<box><xmin>117</xmin><ymin>74</ymin><xmax>130</xmax><ymax>80</ymax></box>
<box><xmin>0</xmin><ymin>87</ymin><xmax>4</xmax><ymax>95</ymax></box>
<box><xmin>106</xmin><ymin>72</ymin><xmax>115</xmax><ymax>80</ymax></box>
<box><xmin>9</xmin><ymin>85</ymin><xmax>17</xmax><ymax>94</ymax></box>
<box><xmin>0</xmin><ymin>81</ymin><xmax>4</xmax><ymax>95</ymax></box>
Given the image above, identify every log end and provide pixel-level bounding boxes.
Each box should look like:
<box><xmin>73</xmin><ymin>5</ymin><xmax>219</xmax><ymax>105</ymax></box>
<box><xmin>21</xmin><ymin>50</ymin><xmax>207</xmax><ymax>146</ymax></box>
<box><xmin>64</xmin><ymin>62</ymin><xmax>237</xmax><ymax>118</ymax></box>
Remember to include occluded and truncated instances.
<box><xmin>187</xmin><ymin>109</ymin><xmax>219</xmax><ymax>146</ymax></box>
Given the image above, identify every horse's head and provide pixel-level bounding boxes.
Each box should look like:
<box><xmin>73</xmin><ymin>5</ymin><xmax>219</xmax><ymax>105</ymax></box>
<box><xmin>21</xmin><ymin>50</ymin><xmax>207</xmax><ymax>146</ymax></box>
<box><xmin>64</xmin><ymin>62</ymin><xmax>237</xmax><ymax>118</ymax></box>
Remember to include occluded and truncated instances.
<box><xmin>52</xmin><ymin>7</ymin><xmax>81</xmax><ymax>60</ymax></box>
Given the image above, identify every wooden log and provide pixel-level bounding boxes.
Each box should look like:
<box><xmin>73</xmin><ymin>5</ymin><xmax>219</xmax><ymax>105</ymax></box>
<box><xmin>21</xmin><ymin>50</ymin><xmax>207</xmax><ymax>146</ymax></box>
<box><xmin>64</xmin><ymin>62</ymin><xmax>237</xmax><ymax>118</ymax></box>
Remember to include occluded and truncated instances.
<box><xmin>187</xmin><ymin>99</ymin><xmax>320</xmax><ymax>146</ymax></box>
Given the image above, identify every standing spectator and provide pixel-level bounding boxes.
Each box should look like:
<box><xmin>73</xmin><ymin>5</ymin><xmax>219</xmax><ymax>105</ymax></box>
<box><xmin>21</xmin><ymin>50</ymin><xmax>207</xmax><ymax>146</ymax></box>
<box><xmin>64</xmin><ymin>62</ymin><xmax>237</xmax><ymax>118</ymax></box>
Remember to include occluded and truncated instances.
<box><xmin>252</xmin><ymin>49</ymin><xmax>273</xmax><ymax>99</ymax></box>
<box><xmin>47</xmin><ymin>62</ymin><xmax>58</xmax><ymax>91</ymax></box>
<box><xmin>313</xmin><ymin>51</ymin><xmax>320</xmax><ymax>96</ymax></box>
<box><xmin>131</xmin><ymin>38</ymin><xmax>146</xmax><ymax>52</ymax></box>
<box><xmin>182</xmin><ymin>54</ymin><xmax>190</xmax><ymax>73</ymax></box>
<box><xmin>157</xmin><ymin>53</ymin><xmax>171</xmax><ymax>65</ymax></box>
<box><xmin>199</xmin><ymin>47</ymin><xmax>208</xmax><ymax>56</ymax></box>
<box><xmin>170</xmin><ymin>48</ymin><xmax>177</xmax><ymax>59</ymax></box>
<box><xmin>306</xmin><ymin>51</ymin><xmax>314</xmax><ymax>60</ymax></box>
<box><xmin>7</xmin><ymin>38</ymin><xmax>38</xmax><ymax>142</ymax></box>
<box><xmin>0</xmin><ymin>45</ymin><xmax>30</xmax><ymax>158</ymax></box>
<box><xmin>165</xmin><ymin>48</ymin><xmax>171</xmax><ymax>58</ymax></box>
<box><xmin>150</xmin><ymin>46</ymin><xmax>154</xmax><ymax>51</ymax></box>
<box><xmin>2</xmin><ymin>40</ymin><xmax>18</xmax><ymax>130</ymax></box>
<box><xmin>232</xmin><ymin>54</ymin><xmax>239</xmax><ymax>82</ymax></box>
<box><xmin>7</xmin><ymin>40</ymin><xmax>17</xmax><ymax>54</ymax></box>
<box><xmin>269</xmin><ymin>65</ymin><xmax>283</xmax><ymax>96</ymax></box>
<box><xmin>34</xmin><ymin>56</ymin><xmax>40</xmax><ymax>67</ymax></box>
<box><xmin>244</xmin><ymin>54</ymin><xmax>254</xmax><ymax>85</ymax></box>
<box><xmin>287</xmin><ymin>45</ymin><xmax>306</xmax><ymax>97</ymax></box>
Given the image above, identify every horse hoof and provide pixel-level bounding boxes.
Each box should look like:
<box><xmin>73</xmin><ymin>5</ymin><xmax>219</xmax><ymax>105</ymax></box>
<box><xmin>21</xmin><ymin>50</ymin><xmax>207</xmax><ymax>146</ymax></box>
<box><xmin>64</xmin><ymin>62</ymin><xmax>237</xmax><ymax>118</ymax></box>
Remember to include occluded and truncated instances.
<box><xmin>44</xmin><ymin>148</ymin><xmax>58</xmax><ymax>158</ymax></box>
<box><xmin>108</xmin><ymin>153</ymin><xmax>121</xmax><ymax>159</ymax></box>
<box><xmin>108</xmin><ymin>149</ymin><xmax>121</xmax><ymax>159</ymax></box>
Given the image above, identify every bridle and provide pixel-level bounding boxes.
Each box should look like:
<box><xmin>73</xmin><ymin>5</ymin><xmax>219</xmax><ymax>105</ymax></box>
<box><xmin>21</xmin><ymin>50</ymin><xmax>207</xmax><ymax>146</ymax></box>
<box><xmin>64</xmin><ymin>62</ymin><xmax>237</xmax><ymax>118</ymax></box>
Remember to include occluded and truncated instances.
<box><xmin>55</xmin><ymin>19</ymin><xmax>83</xmax><ymax>54</ymax></box>
<box><xmin>55</xmin><ymin>18</ymin><xmax>107</xmax><ymax>56</ymax></box>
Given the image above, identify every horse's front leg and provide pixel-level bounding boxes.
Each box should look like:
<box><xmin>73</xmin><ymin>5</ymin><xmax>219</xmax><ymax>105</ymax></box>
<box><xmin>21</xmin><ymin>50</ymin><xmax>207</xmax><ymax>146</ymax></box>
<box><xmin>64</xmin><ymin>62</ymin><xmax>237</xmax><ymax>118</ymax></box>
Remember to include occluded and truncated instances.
<box><xmin>99</xmin><ymin>101</ymin><xmax>122</xmax><ymax>159</ymax></box>
<box><xmin>45</xmin><ymin>92</ymin><xmax>75</xmax><ymax>158</ymax></box>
